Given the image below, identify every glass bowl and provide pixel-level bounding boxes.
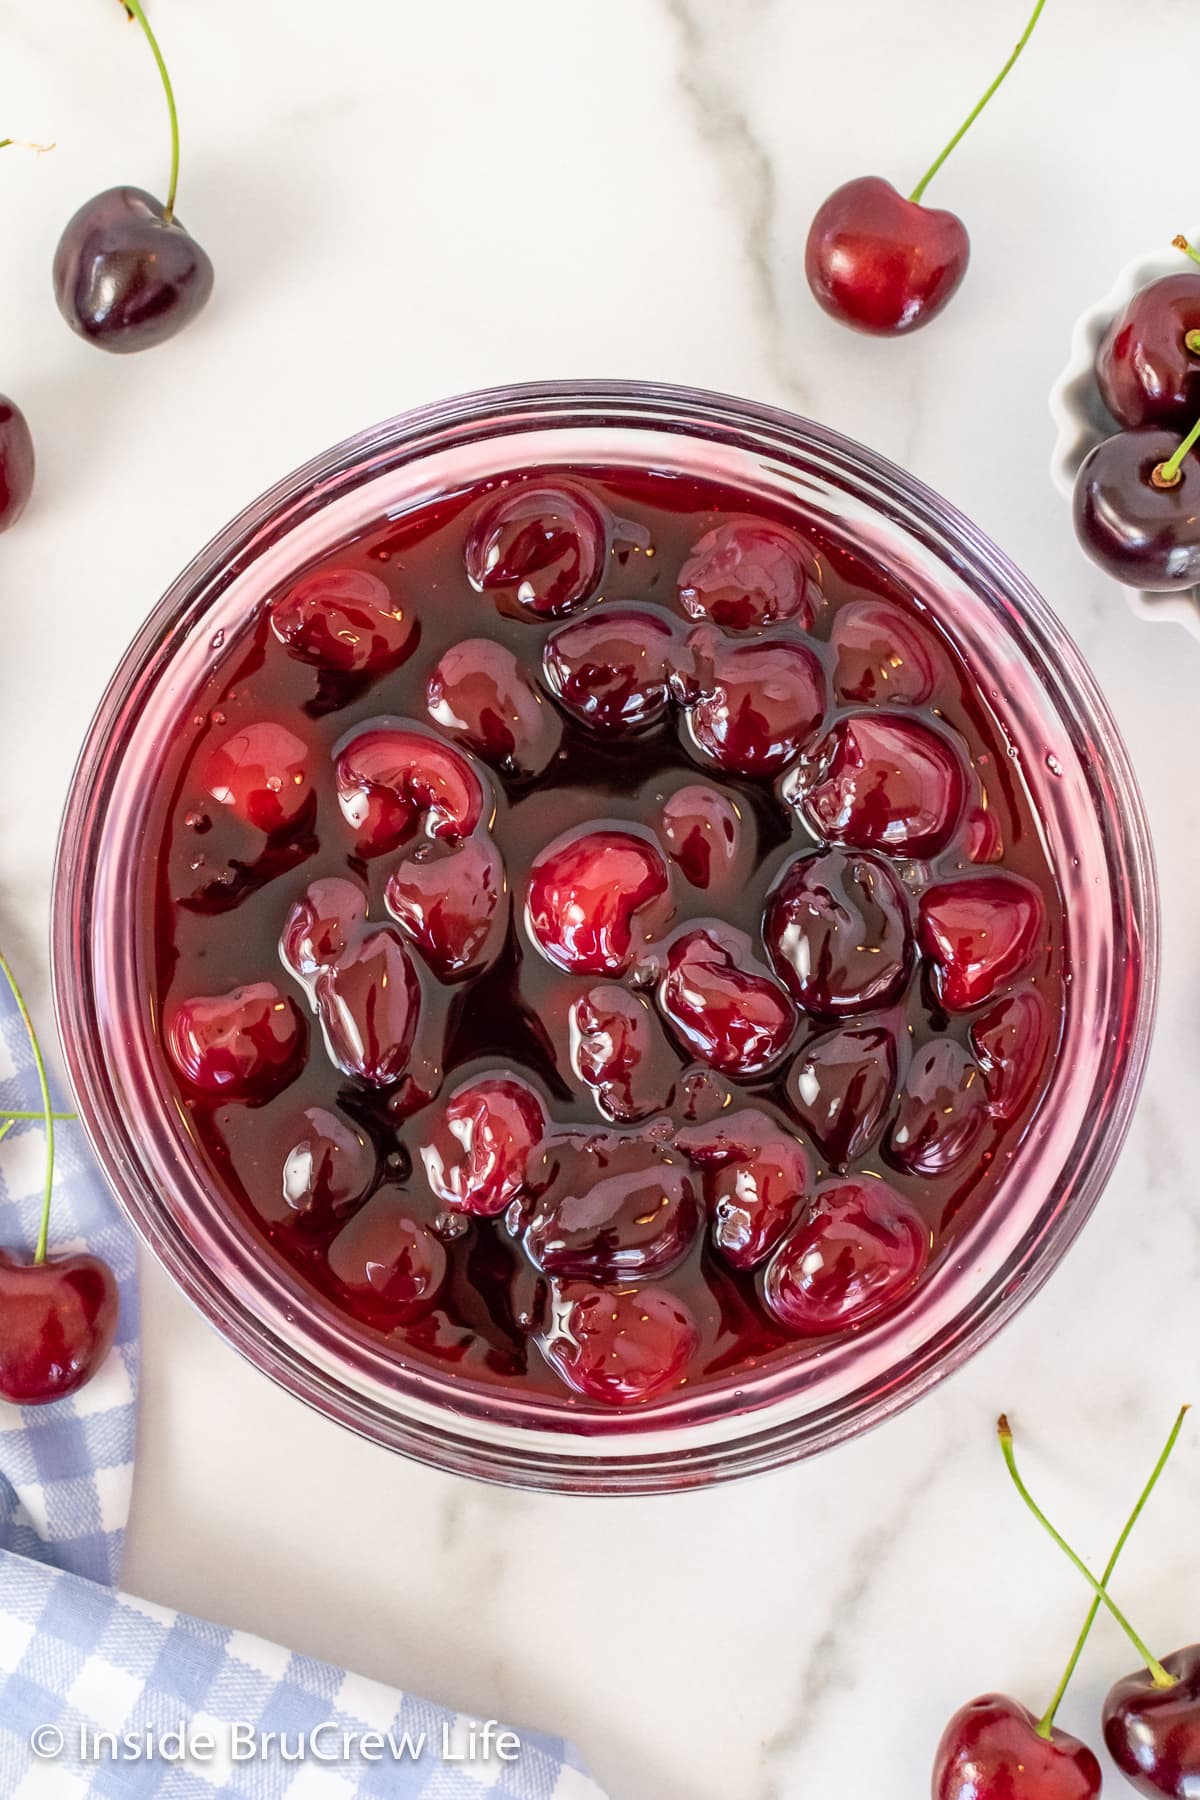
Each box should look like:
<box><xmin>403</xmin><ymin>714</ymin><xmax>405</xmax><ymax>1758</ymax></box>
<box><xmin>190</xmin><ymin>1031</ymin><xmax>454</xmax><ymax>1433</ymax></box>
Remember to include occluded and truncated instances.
<box><xmin>51</xmin><ymin>381</ymin><xmax>1158</xmax><ymax>1494</ymax></box>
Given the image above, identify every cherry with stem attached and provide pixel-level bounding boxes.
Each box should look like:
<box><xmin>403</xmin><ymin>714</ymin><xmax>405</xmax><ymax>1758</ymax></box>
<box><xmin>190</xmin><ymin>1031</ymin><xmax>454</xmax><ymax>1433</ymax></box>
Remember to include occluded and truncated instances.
<box><xmin>1074</xmin><ymin>407</ymin><xmax>1200</xmax><ymax>593</ymax></box>
<box><xmin>806</xmin><ymin>0</ymin><xmax>1048</xmax><ymax>335</ymax></box>
<box><xmin>932</xmin><ymin>1406</ymin><xmax>1189</xmax><ymax>1800</ymax></box>
<box><xmin>1000</xmin><ymin>1410</ymin><xmax>1200</xmax><ymax>1800</ymax></box>
<box><xmin>0</xmin><ymin>954</ymin><xmax>118</xmax><ymax>1405</ymax></box>
<box><xmin>54</xmin><ymin>0</ymin><xmax>213</xmax><ymax>352</ymax></box>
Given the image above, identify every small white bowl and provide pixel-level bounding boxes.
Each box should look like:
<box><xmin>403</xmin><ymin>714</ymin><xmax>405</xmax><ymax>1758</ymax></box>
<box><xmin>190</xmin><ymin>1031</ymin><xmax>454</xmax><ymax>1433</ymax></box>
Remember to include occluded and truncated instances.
<box><xmin>1049</xmin><ymin>235</ymin><xmax>1200</xmax><ymax>639</ymax></box>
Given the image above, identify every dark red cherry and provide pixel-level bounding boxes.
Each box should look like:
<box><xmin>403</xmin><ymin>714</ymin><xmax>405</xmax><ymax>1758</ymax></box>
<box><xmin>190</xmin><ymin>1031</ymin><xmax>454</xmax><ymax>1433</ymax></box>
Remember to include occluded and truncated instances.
<box><xmin>421</xmin><ymin>1074</ymin><xmax>547</xmax><ymax>1216</ymax></box>
<box><xmin>887</xmin><ymin>1039</ymin><xmax>988</xmax><ymax>1177</ymax></box>
<box><xmin>464</xmin><ymin>482</ymin><xmax>606</xmax><ymax>618</ymax></box>
<box><xmin>0</xmin><ymin>396</ymin><xmax>35</xmax><ymax>532</ymax></box>
<box><xmin>0</xmin><ymin>1251</ymin><xmax>120</xmax><ymax>1405</ymax></box>
<box><xmin>963</xmin><ymin>802</ymin><xmax>1006</xmax><ymax>865</ymax></box>
<box><xmin>831</xmin><ymin>600</ymin><xmax>943</xmax><ymax>706</ymax></box>
<box><xmin>166</xmin><ymin>981</ymin><xmax>305</xmax><ymax>1098</ymax></box>
<box><xmin>658</xmin><ymin>923</ymin><xmax>795</xmax><ymax>1078</ymax></box>
<box><xmin>53</xmin><ymin>186</ymin><xmax>213</xmax><ymax>353</ymax></box>
<box><xmin>1096</xmin><ymin>273</ymin><xmax>1200</xmax><ymax>431</ymax></box>
<box><xmin>676</xmin><ymin>518</ymin><xmax>821</xmax><ymax>629</ymax></box>
<box><xmin>279</xmin><ymin>878</ymin><xmax>368</xmax><ymax>980</ymax></box>
<box><xmin>523</xmin><ymin>1131</ymin><xmax>700</xmax><ymax>1281</ymax></box>
<box><xmin>763</xmin><ymin>1177</ymin><xmax>929</xmax><ymax>1334</ymax></box>
<box><xmin>660</xmin><ymin>785</ymin><xmax>743</xmax><ymax>890</ymax></box>
<box><xmin>201</xmin><ymin>721</ymin><xmax>313</xmax><ymax>834</ymax></box>
<box><xmin>681</xmin><ymin>634</ymin><xmax>826</xmax><ymax>777</ymax></box>
<box><xmin>1103</xmin><ymin>1643</ymin><xmax>1200</xmax><ymax>1798</ymax></box>
<box><xmin>933</xmin><ymin>1695</ymin><xmax>1102</xmax><ymax>1800</ymax></box>
<box><xmin>525</xmin><ymin>829</ymin><xmax>671</xmax><ymax>976</ymax></box>
<box><xmin>327</xmin><ymin>1199</ymin><xmax>447</xmax><ymax>1320</ymax></box>
<box><xmin>786</xmin><ymin>1022</ymin><xmax>899</xmax><ymax>1169</ymax></box>
<box><xmin>794</xmin><ymin>710</ymin><xmax>967</xmax><ymax>857</ymax></box>
<box><xmin>805</xmin><ymin>178</ymin><xmax>969</xmax><ymax>336</ymax></box>
<box><xmin>919</xmin><ymin>873</ymin><xmax>1046</xmax><ymax>1011</ymax></box>
<box><xmin>385</xmin><ymin>833</ymin><xmax>508</xmax><ymax>982</ymax></box>
<box><xmin>540</xmin><ymin>1280</ymin><xmax>699</xmax><ymax>1405</ymax></box>
<box><xmin>764</xmin><ymin>848</ymin><xmax>913</xmax><ymax>1017</ymax></box>
<box><xmin>335</xmin><ymin>725</ymin><xmax>485</xmax><ymax>854</ymax></box>
<box><xmin>542</xmin><ymin>607</ymin><xmax>677</xmax><ymax>735</ymax></box>
<box><xmin>270</xmin><ymin>566</ymin><xmax>416</xmax><ymax>674</ymax></box>
<box><xmin>971</xmin><ymin>987</ymin><xmax>1053</xmax><ymax>1119</ymax></box>
<box><xmin>1074</xmin><ymin>428</ymin><xmax>1200</xmax><ymax>592</ymax></box>
<box><xmin>312</xmin><ymin>930</ymin><xmax>420</xmax><ymax>1087</ymax></box>
<box><xmin>676</xmin><ymin>1109</ymin><xmax>809</xmax><ymax>1270</ymax></box>
<box><xmin>569</xmin><ymin>985</ymin><xmax>674</xmax><ymax>1123</ymax></box>
<box><xmin>274</xmin><ymin>1106</ymin><xmax>375</xmax><ymax>1227</ymax></box>
<box><xmin>427</xmin><ymin>637</ymin><xmax>561</xmax><ymax>774</ymax></box>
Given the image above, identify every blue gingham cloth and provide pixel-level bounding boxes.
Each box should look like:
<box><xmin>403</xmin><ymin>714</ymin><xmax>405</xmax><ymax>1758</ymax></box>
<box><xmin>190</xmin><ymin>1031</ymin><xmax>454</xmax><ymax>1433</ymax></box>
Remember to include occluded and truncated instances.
<box><xmin>0</xmin><ymin>982</ymin><xmax>607</xmax><ymax>1798</ymax></box>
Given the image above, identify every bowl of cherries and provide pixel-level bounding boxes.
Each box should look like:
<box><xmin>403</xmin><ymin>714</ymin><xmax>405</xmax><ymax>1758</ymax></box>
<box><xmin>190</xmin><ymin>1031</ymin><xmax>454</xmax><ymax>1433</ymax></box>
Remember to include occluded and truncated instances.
<box><xmin>51</xmin><ymin>380</ymin><xmax>1157</xmax><ymax>1493</ymax></box>
<box><xmin>1051</xmin><ymin>235</ymin><xmax>1200</xmax><ymax>637</ymax></box>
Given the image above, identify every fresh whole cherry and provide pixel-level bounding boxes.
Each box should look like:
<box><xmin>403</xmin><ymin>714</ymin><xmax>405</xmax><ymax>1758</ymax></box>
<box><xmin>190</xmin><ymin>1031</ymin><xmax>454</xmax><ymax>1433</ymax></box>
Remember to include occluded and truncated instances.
<box><xmin>1104</xmin><ymin>1647</ymin><xmax>1200</xmax><ymax>1799</ymax></box>
<box><xmin>932</xmin><ymin>1695</ymin><xmax>1101</xmax><ymax>1800</ymax></box>
<box><xmin>1096</xmin><ymin>272</ymin><xmax>1200</xmax><ymax>431</ymax></box>
<box><xmin>0</xmin><ymin>396</ymin><xmax>35</xmax><ymax>532</ymax></box>
<box><xmin>0</xmin><ymin>1250</ymin><xmax>120</xmax><ymax>1406</ymax></box>
<box><xmin>1074</xmin><ymin>423</ymin><xmax>1200</xmax><ymax>592</ymax></box>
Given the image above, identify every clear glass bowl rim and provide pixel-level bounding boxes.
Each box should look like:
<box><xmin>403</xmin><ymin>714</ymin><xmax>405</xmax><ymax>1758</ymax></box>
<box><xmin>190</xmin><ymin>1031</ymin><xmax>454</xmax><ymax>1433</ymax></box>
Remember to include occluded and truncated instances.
<box><xmin>50</xmin><ymin>378</ymin><xmax>1160</xmax><ymax>1494</ymax></box>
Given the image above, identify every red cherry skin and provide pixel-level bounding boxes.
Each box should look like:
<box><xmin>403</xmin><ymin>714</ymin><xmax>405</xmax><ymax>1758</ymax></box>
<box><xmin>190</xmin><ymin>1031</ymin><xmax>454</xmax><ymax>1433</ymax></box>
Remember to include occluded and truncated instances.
<box><xmin>805</xmin><ymin>177</ymin><xmax>970</xmax><ymax>336</ymax></box>
<box><xmin>964</xmin><ymin>803</ymin><xmax>1006</xmax><ymax>865</ymax></box>
<box><xmin>682</xmin><ymin>634</ymin><xmax>826</xmax><ymax>777</ymax></box>
<box><xmin>0</xmin><ymin>396</ymin><xmax>35</xmax><ymax>532</ymax></box>
<box><xmin>53</xmin><ymin>186</ymin><xmax>213</xmax><ymax>352</ymax></box>
<box><xmin>541</xmin><ymin>1280</ymin><xmax>699</xmax><ymax>1405</ymax></box>
<box><xmin>971</xmin><ymin>987</ymin><xmax>1053</xmax><ymax>1119</ymax></box>
<box><xmin>676</xmin><ymin>518</ymin><xmax>821</xmax><ymax>629</ymax></box>
<box><xmin>313</xmin><ymin>930</ymin><xmax>420</xmax><ymax>1087</ymax></box>
<box><xmin>543</xmin><ymin>607</ymin><xmax>678</xmax><ymax>735</ymax></box>
<box><xmin>795</xmin><ymin>711</ymin><xmax>967</xmax><ymax>858</ymax></box>
<box><xmin>569</xmin><ymin>985</ymin><xmax>674</xmax><ymax>1123</ymax></box>
<box><xmin>660</xmin><ymin>785</ymin><xmax>742</xmax><ymax>890</ymax></box>
<box><xmin>385</xmin><ymin>833</ymin><xmax>508</xmax><ymax>982</ymax></box>
<box><xmin>201</xmin><ymin>721</ymin><xmax>313</xmax><ymax>834</ymax></box>
<box><xmin>523</xmin><ymin>1131</ymin><xmax>700</xmax><ymax>1281</ymax></box>
<box><xmin>167</xmin><ymin>982</ymin><xmax>305</xmax><ymax>1098</ymax></box>
<box><xmin>0</xmin><ymin>1251</ymin><xmax>120</xmax><ymax>1405</ymax></box>
<box><xmin>273</xmin><ymin>1106</ymin><xmax>375</xmax><ymax>1227</ymax></box>
<box><xmin>786</xmin><ymin>1023</ymin><xmax>899</xmax><ymax>1169</ymax></box>
<box><xmin>919</xmin><ymin>874</ymin><xmax>1046</xmax><ymax>1011</ymax></box>
<box><xmin>1103</xmin><ymin>1643</ymin><xmax>1200</xmax><ymax>1798</ymax></box>
<box><xmin>1073</xmin><ymin>429</ymin><xmax>1200</xmax><ymax>592</ymax></box>
<box><xmin>327</xmin><ymin>1201</ymin><xmax>447</xmax><ymax>1320</ymax></box>
<box><xmin>831</xmin><ymin>599</ymin><xmax>944</xmax><ymax>706</ymax></box>
<box><xmin>526</xmin><ymin>828</ymin><xmax>671</xmax><ymax>976</ymax></box>
<box><xmin>676</xmin><ymin>1109</ymin><xmax>809</xmax><ymax>1270</ymax></box>
<box><xmin>335</xmin><ymin>725</ymin><xmax>485</xmax><ymax>854</ymax></box>
<box><xmin>763</xmin><ymin>1178</ymin><xmax>929</xmax><ymax>1334</ymax></box>
<box><xmin>279</xmin><ymin>878</ymin><xmax>368</xmax><ymax>980</ymax></box>
<box><xmin>933</xmin><ymin>1694</ymin><xmax>1102</xmax><ymax>1800</ymax></box>
<box><xmin>421</xmin><ymin>1074</ymin><xmax>547</xmax><ymax>1216</ymax></box>
<box><xmin>270</xmin><ymin>567</ymin><xmax>416</xmax><ymax>674</ymax></box>
<box><xmin>659</xmin><ymin>923</ymin><xmax>795</xmax><ymax>1078</ymax></box>
<box><xmin>1096</xmin><ymin>273</ymin><xmax>1200</xmax><ymax>431</ymax></box>
<box><xmin>764</xmin><ymin>848</ymin><xmax>913</xmax><ymax>1017</ymax></box>
<box><xmin>465</xmin><ymin>482</ymin><xmax>606</xmax><ymax>618</ymax></box>
<box><xmin>427</xmin><ymin>638</ymin><xmax>561</xmax><ymax>774</ymax></box>
<box><xmin>888</xmin><ymin>1039</ymin><xmax>989</xmax><ymax>1177</ymax></box>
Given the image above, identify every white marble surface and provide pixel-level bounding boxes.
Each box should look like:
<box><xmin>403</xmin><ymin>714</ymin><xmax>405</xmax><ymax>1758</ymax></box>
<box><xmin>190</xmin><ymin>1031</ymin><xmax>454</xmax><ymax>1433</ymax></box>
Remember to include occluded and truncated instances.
<box><xmin>5</xmin><ymin>2</ymin><xmax>1200</xmax><ymax>1794</ymax></box>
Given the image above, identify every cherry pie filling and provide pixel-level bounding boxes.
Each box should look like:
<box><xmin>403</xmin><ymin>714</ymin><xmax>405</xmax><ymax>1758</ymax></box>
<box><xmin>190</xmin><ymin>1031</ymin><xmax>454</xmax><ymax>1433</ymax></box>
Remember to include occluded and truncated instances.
<box><xmin>147</xmin><ymin>464</ymin><xmax>1065</xmax><ymax>1415</ymax></box>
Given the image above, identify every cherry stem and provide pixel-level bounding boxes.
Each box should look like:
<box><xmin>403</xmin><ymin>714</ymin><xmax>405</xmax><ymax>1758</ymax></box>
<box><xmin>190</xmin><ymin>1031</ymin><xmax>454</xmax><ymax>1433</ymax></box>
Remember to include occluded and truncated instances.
<box><xmin>1173</xmin><ymin>236</ymin><xmax>1200</xmax><ymax>269</ymax></box>
<box><xmin>121</xmin><ymin>0</ymin><xmax>180</xmax><ymax>220</ymax></box>
<box><xmin>0</xmin><ymin>954</ymin><xmax>55</xmax><ymax>1266</ymax></box>
<box><xmin>0</xmin><ymin>138</ymin><xmax>54</xmax><ymax>154</ymax></box>
<box><xmin>909</xmin><ymin>0</ymin><xmax>1048</xmax><ymax>204</ymax></box>
<box><xmin>0</xmin><ymin>1110</ymin><xmax>75</xmax><ymax>1121</ymax></box>
<box><xmin>1036</xmin><ymin>1405</ymin><xmax>1190</xmax><ymax>1735</ymax></box>
<box><xmin>998</xmin><ymin>1415</ymin><xmax>1179</xmax><ymax>1691</ymax></box>
<box><xmin>1153</xmin><ymin>412</ymin><xmax>1200</xmax><ymax>490</ymax></box>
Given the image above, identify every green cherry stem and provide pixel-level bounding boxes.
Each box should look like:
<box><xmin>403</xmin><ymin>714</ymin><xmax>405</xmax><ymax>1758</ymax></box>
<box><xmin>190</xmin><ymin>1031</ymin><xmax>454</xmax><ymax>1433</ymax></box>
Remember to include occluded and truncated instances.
<box><xmin>1152</xmin><ymin>413</ymin><xmax>1200</xmax><ymax>490</ymax></box>
<box><xmin>0</xmin><ymin>954</ymin><xmax>56</xmax><ymax>1266</ymax></box>
<box><xmin>1173</xmin><ymin>235</ymin><xmax>1200</xmax><ymax>268</ymax></box>
<box><xmin>998</xmin><ymin>1414</ymin><xmax>1179</xmax><ymax>1692</ymax></box>
<box><xmin>1035</xmin><ymin>1405</ymin><xmax>1190</xmax><ymax>1735</ymax></box>
<box><xmin>0</xmin><ymin>1110</ymin><xmax>76</xmax><ymax>1122</ymax></box>
<box><xmin>910</xmin><ymin>0</ymin><xmax>1048</xmax><ymax>204</ymax></box>
<box><xmin>121</xmin><ymin>0</ymin><xmax>181</xmax><ymax>219</ymax></box>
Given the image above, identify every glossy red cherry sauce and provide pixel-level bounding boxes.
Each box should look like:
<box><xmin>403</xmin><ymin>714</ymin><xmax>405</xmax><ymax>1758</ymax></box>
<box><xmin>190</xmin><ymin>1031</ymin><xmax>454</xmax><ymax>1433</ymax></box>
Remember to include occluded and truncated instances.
<box><xmin>146</xmin><ymin>464</ymin><xmax>1065</xmax><ymax>1415</ymax></box>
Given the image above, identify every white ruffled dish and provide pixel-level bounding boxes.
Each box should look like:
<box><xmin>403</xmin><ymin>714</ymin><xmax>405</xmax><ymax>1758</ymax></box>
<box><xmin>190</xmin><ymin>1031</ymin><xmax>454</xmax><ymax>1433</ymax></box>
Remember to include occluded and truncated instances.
<box><xmin>1049</xmin><ymin>234</ymin><xmax>1200</xmax><ymax>639</ymax></box>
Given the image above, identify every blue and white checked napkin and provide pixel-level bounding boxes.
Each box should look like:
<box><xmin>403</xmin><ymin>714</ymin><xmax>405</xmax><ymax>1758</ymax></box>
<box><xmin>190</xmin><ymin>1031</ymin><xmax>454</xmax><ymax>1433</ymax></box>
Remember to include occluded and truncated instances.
<box><xmin>0</xmin><ymin>980</ymin><xmax>607</xmax><ymax>1798</ymax></box>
